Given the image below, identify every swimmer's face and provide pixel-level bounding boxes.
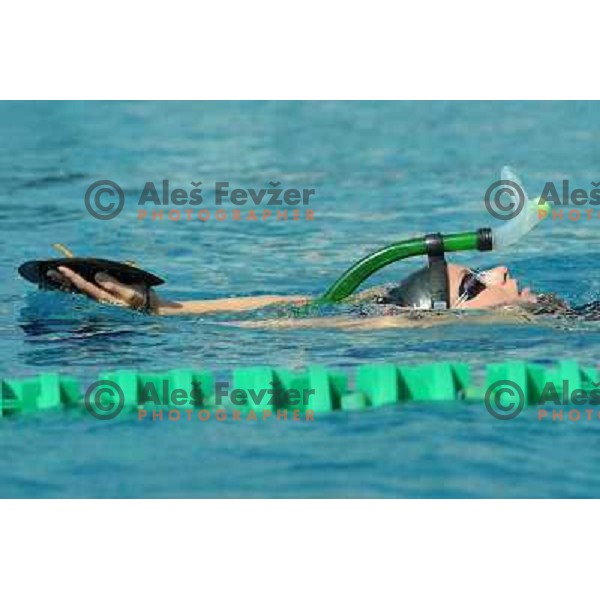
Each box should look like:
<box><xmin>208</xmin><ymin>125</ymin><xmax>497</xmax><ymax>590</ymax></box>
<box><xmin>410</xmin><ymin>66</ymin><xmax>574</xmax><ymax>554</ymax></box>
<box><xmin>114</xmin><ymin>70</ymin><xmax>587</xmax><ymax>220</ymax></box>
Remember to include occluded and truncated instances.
<box><xmin>448</xmin><ymin>263</ymin><xmax>537</xmax><ymax>309</ymax></box>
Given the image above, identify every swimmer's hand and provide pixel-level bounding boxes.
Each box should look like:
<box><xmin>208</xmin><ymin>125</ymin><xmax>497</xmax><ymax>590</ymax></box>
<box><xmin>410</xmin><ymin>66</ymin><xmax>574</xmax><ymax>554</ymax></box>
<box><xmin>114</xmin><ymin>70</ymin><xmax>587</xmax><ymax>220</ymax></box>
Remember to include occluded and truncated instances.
<box><xmin>51</xmin><ymin>266</ymin><xmax>310</xmax><ymax>316</ymax></box>
<box><xmin>51</xmin><ymin>266</ymin><xmax>160</xmax><ymax>313</ymax></box>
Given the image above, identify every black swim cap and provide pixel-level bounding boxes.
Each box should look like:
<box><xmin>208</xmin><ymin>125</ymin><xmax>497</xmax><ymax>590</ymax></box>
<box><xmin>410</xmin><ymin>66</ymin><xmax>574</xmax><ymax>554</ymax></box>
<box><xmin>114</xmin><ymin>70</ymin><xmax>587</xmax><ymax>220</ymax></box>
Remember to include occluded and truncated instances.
<box><xmin>380</xmin><ymin>264</ymin><xmax>450</xmax><ymax>309</ymax></box>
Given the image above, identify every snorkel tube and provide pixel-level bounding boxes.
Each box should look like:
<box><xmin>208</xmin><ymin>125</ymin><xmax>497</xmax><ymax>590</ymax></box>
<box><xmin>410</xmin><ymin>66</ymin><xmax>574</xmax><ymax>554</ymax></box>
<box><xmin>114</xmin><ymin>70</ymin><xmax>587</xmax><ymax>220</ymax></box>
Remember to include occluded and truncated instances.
<box><xmin>321</xmin><ymin>167</ymin><xmax>548</xmax><ymax>305</ymax></box>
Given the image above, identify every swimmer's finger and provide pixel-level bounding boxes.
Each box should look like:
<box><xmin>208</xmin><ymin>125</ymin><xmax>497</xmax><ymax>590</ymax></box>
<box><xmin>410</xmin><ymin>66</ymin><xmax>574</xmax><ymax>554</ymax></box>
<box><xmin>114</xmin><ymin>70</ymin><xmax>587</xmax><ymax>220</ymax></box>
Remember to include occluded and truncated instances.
<box><xmin>95</xmin><ymin>272</ymin><xmax>134</xmax><ymax>297</ymax></box>
<box><xmin>46</xmin><ymin>269</ymin><xmax>63</xmax><ymax>281</ymax></box>
<box><xmin>57</xmin><ymin>266</ymin><xmax>123</xmax><ymax>304</ymax></box>
<box><xmin>47</xmin><ymin>269</ymin><xmax>70</xmax><ymax>286</ymax></box>
<box><xmin>95</xmin><ymin>272</ymin><xmax>143</xmax><ymax>304</ymax></box>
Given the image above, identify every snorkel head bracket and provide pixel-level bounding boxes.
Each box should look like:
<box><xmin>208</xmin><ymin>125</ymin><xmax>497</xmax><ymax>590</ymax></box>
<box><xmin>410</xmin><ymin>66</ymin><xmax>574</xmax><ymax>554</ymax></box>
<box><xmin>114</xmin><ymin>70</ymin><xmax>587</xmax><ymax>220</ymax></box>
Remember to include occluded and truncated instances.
<box><xmin>400</xmin><ymin>228</ymin><xmax>491</xmax><ymax>310</ymax></box>
<box><xmin>376</xmin><ymin>228</ymin><xmax>493</xmax><ymax>310</ymax></box>
<box><xmin>425</xmin><ymin>233</ymin><xmax>450</xmax><ymax>310</ymax></box>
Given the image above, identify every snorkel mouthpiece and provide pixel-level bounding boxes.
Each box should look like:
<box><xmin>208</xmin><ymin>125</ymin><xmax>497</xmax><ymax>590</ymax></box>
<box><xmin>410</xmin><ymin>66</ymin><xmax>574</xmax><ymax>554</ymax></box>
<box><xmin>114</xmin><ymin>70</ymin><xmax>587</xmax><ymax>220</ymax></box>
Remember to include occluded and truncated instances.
<box><xmin>321</xmin><ymin>167</ymin><xmax>545</xmax><ymax>306</ymax></box>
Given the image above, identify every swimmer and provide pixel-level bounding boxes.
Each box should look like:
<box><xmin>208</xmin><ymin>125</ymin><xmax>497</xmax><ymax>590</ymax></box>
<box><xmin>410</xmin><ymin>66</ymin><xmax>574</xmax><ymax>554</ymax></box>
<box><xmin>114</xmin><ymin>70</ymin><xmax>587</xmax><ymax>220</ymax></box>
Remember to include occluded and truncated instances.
<box><xmin>49</xmin><ymin>261</ymin><xmax>540</xmax><ymax>319</ymax></box>
<box><xmin>51</xmin><ymin>259</ymin><xmax>597</xmax><ymax>331</ymax></box>
<box><xmin>42</xmin><ymin>173</ymin><xmax>584</xmax><ymax>327</ymax></box>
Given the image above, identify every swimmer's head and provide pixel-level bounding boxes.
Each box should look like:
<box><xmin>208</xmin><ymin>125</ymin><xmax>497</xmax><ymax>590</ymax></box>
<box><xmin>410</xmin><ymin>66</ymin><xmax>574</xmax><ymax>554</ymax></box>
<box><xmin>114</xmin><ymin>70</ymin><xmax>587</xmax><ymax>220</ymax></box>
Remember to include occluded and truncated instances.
<box><xmin>382</xmin><ymin>263</ymin><xmax>537</xmax><ymax>310</ymax></box>
<box><xmin>381</xmin><ymin>264</ymin><xmax>444</xmax><ymax>309</ymax></box>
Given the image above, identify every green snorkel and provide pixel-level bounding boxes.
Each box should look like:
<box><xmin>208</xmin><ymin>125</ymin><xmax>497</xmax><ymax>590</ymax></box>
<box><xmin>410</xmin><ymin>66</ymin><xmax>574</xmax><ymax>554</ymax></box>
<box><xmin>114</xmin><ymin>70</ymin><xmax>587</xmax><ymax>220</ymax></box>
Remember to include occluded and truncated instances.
<box><xmin>321</xmin><ymin>168</ymin><xmax>548</xmax><ymax>305</ymax></box>
<box><xmin>321</xmin><ymin>229</ymin><xmax>494</xmax><ymax>303</ymax></box>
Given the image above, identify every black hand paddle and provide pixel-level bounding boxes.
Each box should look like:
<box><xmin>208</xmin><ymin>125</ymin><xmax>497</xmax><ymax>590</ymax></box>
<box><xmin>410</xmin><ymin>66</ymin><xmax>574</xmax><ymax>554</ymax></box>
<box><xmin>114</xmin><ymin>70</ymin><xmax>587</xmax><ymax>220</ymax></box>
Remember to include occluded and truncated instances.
<box><xmin>19</xmin><ymin>248</ymin><xmax>165</xmax><ymax>294</ymax></box>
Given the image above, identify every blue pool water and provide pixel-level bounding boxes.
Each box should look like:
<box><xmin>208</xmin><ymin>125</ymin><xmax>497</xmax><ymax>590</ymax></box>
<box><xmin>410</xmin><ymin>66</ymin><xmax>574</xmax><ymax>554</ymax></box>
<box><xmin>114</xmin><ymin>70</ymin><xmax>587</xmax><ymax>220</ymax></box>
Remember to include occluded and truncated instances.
<box><xmin>1</xmin><ymin>101</ymin><xmax>600</xmax><ymax>498</ymax></box>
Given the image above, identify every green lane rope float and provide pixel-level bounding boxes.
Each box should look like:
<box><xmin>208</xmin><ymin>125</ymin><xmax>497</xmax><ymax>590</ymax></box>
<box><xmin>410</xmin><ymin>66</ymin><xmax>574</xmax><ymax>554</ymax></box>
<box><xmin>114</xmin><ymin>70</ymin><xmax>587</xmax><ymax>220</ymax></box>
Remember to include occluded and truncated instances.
<box><xmin>1</xmin><ymin>360</ymin><xmax>597</xmax><ymax>419</ymax></box>
<box><xmin>1</xmin><ymin>373</ymin><xmax>81</xmax><ymax>416</ymax></box>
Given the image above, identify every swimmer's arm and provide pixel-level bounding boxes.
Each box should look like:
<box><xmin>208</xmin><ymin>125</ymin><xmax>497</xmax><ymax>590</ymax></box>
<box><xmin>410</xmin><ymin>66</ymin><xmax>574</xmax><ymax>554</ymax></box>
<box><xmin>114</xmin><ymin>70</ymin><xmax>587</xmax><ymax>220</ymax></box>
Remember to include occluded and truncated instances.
<box><xmin>154</xmin><ymin>295</ymin><xmax>310</xmax><ymax>315</ymax></box>
<box><xmin>55</xmin><ymin>266</ymin><xmax>310</xmax><ymax>315</ymax></box>
<box><xmin>154</xmin><ymin>284</ymin><xmax>389</xmax><ymax>315</ymax></box>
